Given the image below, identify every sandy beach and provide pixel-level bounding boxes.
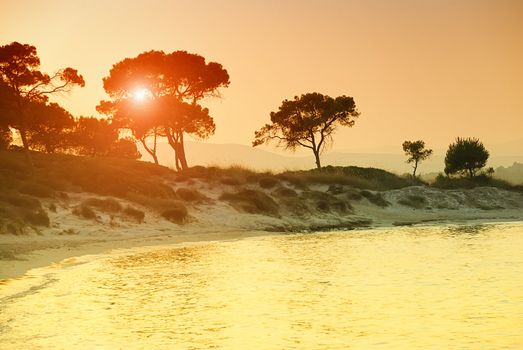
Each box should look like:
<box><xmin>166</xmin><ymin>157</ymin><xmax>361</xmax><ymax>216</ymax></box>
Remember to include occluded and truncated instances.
<box><xmin>2</xmin><ymin>183</ymin><xmax>522</xmax><ymax>281</ymax></box>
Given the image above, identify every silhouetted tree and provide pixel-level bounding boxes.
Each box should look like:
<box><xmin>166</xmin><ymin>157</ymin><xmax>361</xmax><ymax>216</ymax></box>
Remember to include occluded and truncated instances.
<box><xmin>0</xmin><ymin>42</ymin><xmax>84</xmax><ymax>165</ymax></box>
<box><xmin>70</xmin><ymin>117</ymin><xmax>140</xmax><ymax>159</ymax></box>
<box><xmin>108</xmin><ymin>138</ymin><xmax>141</xmax><ymax>160</ymax></box>
<box><xmin>99</xmin><ymin>50</ymin><xmax>229</xmax><ymax>170</ymax></box>
<box><xmin>444</xmin><ymin>137</ymin><xmax>489</xmax><ymax>179</ymax></box>
<box><xmin>253</xmin><ymin>92</ymin><xmax>359</xmax><ymax>169</ymax></box>
<box><xmin>71</xmin><ymin>117</ymin><xmax>119</xmax><ymax>156</ymax></box>
<box><xmin>26</xmin><ymin>102</ymin><xmax>75</xmax><ymax>153</ymax></box>
<box><xmin>402</xmin><ymin>140</ymin><xmax>433</xmax><ymax>177</ymax></box>
<box><xmin>98</xmin><ymin>98</ymin><xmax>161</xmax><ymax>164</ymax></box>
<box><xmin>0</xmin><ymin>125</ymin><xmax>11</xmax><ymax>149</ymax></box>
<box><xmin>155</xmin><ymin>96</ymin><xmax>215</xmax><ymax>170</ymax></box>
<box><xmin>0</xmin><ymin>80</ymin><xmax>15</xmax><ymax>149</ymax></box>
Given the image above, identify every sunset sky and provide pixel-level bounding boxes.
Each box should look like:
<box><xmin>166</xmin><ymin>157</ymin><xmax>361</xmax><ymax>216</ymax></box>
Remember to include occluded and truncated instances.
<box><xmin>2</xmin><ymin>0</ymin><xmax>522</xmax><ymax>154</ymax></box>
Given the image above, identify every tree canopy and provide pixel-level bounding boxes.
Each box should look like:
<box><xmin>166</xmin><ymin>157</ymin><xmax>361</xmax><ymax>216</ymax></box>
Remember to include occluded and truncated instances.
<box><xmin>99</xmin><ymin>50</ymin><xmax>229</xmax><ymax>170</ymax></box>
<box><xmin>0</xmin><ymin>42</ymin><xmax>84</xmax><ymax>164</ymax></box>
<box><xmin>444</xmin><ymin>137</ymin><xmax>489</xmax><ymax>178</ymax></box>
<box><xmin>402</xmin><ymin>140</ymin><xmax>433</xmax><ymax>177</ymax></box>
<box><xmin>253</xmin><ymin>92</ymin><xmax>359</xmax><ymax>169</ymax></box>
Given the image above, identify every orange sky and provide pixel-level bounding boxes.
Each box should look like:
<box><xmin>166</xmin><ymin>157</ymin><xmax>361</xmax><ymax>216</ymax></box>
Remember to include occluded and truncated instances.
<box><xmin>2</xmin><ymin>0</ymin><xmax>522</xmax><ymax>154</ymax></box>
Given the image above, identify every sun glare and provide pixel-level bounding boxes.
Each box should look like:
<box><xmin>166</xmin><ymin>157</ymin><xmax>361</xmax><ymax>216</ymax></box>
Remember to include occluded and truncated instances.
<box><xmin>133</xmin><ymin>88</ymin><xmax>150</xmax><ymax>102</ymax></box>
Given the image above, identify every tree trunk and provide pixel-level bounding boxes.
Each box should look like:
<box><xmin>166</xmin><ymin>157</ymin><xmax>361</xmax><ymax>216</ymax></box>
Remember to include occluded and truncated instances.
<box><xmin>313</xmin><ymin>149</ymin><xmax>322</xmax><ymax>169</ymax></box>
<box><xmin>176</xmin><ymin>132</ymin><xmax>188</xmax><ymax>171</ymax></box>
<box><xmin>140</xmin><ymin>138</ymin><xmax>158</xmax><ymax>165</ymax></box>
<box><xmin>412</xmin><ymin>160</ymin><xmax>418</xmax><ymax>178</ymax></box>
<box><xmin>165</xmin><ymin>130</ymin><xmax>181</xmax><ymax>171</ymax></box>
<box><xmin>18</xmin><ymin>127</ymin><xmax>34</xmax><ymax>169</ymax></box>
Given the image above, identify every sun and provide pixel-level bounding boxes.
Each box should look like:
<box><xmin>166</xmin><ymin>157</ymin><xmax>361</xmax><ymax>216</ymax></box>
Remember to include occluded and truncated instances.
<box><xmin>132</xmin><ymin>88</ymin><xmax>150</xmax><ymax>101</ymax></box>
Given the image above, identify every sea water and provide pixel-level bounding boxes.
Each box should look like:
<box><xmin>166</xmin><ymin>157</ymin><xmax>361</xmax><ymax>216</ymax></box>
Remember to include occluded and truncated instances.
<box><xmin>1</xmin><ymin>223</ymin><xmax>522</xmax><ymax>349</ymax></box>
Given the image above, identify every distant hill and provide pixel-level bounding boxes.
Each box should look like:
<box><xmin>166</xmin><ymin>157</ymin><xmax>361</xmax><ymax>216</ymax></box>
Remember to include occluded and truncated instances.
<box><xmin>138</xmin><ymin>141</ymin><xmax>523</xmax><ymax>175</ymax></box>
<box><xmin>495</xmin><ymin>162</ymin><xmax>523</xmax><ymax>185</ymax></box>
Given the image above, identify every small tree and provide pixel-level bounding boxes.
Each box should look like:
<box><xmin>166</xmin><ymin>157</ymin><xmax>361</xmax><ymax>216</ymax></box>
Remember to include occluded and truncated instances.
<box><xmin>253</xmin><ymin>92</ymin><xmax>359</xmax><ymax>169</ymax></box>
<box><xmin>71</xmin><ymin>117</ymin><xmax>119</xmax><ymax>156</ymax></box>
<box><xmin>0</xmin><ymin>42</ymin><xmax>84</xmax><ymax>165</ymax></box>
<box><xmin>444</xmin><ymin>137</ymin><xmax>489</xmax><ymax>179</ymax></box>
<box><xmin>402</xmin><ymin>140</ymin><xmax>433</xmax><ymax>177</ymax></box>
<box><xmin>26</xmin><ymin>102</ymin><xmax>75</xmax><ymax>153</ymax></box>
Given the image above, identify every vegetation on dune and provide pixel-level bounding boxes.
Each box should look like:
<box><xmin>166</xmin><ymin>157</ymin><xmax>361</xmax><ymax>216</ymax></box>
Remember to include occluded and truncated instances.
<box><xmin>397</xmin><ymin>195</ymin><xmax>428</xmax><ymax>209</ymax></box>
<box><xmin>220</xmin><ymin>189</ymin><xmax>280</xmax><ymax>216</ymax></box>
<box><xmin>280</xmin><ymin>166</ymin><xmax>422</xmax><ymax>191</ymax></box>
<box><xmin>444</xmin><ymin>137</ymin><xmax>489</xmax><ymax>179</ymax></box>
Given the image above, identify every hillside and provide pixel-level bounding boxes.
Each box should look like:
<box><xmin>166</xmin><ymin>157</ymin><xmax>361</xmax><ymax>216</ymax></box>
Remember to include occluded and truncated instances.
<box><xmin>1</xmin><ymin>150</ymin><xmax>522</xmax><ymax>236</ymax></box>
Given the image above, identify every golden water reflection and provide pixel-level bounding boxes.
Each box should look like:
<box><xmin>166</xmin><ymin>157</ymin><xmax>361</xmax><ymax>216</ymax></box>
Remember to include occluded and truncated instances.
<box><xmin>1</xmin><ymin>223</ymin><xmax>523</xmax><ymax>349</ymax></box>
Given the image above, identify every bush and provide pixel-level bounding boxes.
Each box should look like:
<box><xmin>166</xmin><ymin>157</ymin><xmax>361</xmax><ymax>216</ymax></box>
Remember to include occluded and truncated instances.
<box><xmin>259</xmin><ymin>177</ymin><xmax>279</xmax><ymax>189</ymax></box>
<box><xmin>176</xmin><ymin>188</ymin><xmax>207</xmax><ymax>202</ymax></box>
<box><xmin>360</xmin><ymin>190</ymin><xmax>389</xmax><ymax>207</ymax></box>
<box><xmin>2</xmin><ymin>193</ymin><xmax>42</xmax><ymax>210</ymax></box>
<box><xmin>280</xmin><ymin>166</ymin><xmax>420</xmax><ymax>191</ymax></box>
<box><xmin>18</xmin><ymin>182</ymin><xmax>55</xmax><ymax>198</ymax></box>
<box><xmin>124</xmin><ymin>206</ymin><xmax>145</xmax><ymax>223</ymax></box>
<box><xmin>397</xmin><ymin>195</ymin><xmax>427</xmax><ymax>209</ymax></box>
<box><xmin>220</xmin><ymin>189</ymin><xmax>279</xmax><ymax>216</ymax></box>
<box><xmin>273</xmin><ymin>187</ymin><xmax>298</xmax><ymax>197</ymax></box>
<box><xmin>220</xmin><ymin>177</ymin><xmax>243</xmax><ymax>186</ymax></box>
<box><xmin>161</xmin><ymin>205</ymin><xmax>188</xmax><ymax>224</ymax></box>
<box><xmin>301</xmin><ymin>190</ymin><xmax>352</xmax><ymax>213</ymax></box>
<box><xmin>432</xmin><ymin>173</ymin><xmax>513</xmax><ymax>190</ymax></box>
<box><xmin>72</xmin><ymin>205</ymin><xmax>97</xmax><ymax>220</ymax></box>
<box><xmin>23</xmin><ymin>209</ymin><xmax>50</xmax><ymax>226</ymax></box>
<box><xmin>81</xmin><ymin>197</ymin><xmax>122</xmax><ymax>213</ymax></box>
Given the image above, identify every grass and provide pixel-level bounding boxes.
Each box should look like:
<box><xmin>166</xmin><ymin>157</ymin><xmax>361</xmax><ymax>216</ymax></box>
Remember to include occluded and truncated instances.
<box><xmin>272</xmin><ymin>186</ymin><xmax>298</xmax><ymax>197</ymax></box>
<box><xmin>81</xmin><ymin>197</ymin><xmax>123</xmax><ymax>213</ymax></box>
<box><xmin>432</xmin><ymin>173</ymin><xmax>516</xmax><ymax>190</ymax></box>
<box><xmin>397</xmin><ymin>195</ymin><xmax>427</xmax><ymax>209</ymax></box>
<box><xmin>176</xmin><ymin>188</ymin><xmax>207</xmax><ymax>202</ymax></box>
<box><xmin>124</xmin><ymin>206</ymin><xmax>145</xmax><ymax>223</ymax></box>
<box><xmin>220</xmin><ymin>189</ymin><xmax>279</xmax><ymax>216</ymax></box>
<box><xmin>258</xmin><ymin>177</ymin><xmax>279</xmax><ymax>189</ymax></box>
<box><xmin>301</xmin><ymin>190</ymin><xmax>352</xmax><ymax>213</ymax></box>
<box><xmin>360</xmin><ymin>190</ymin><xmax>390</xmax><ymax>207</ymax></box>
<box><xmin>161</xmin><ymin>202</ymin><xmax>189</xmax><ymax>224</ymax></box>
<box><xmin>72</xmin><ymin>205</ymin><xmax>97</xmax><ymax>220</ymax></box>
<box><xmin>280</xmin><ymin>166</ymin><xmax>422</xmax><ymax>191</ymax></box>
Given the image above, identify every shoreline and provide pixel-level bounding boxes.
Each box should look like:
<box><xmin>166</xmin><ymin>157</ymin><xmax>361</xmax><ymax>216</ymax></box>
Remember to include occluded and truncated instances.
<box><xmin>2</xmin><ymin>215</ymin><xmax>522</xmax><ymax>282</ymax></box>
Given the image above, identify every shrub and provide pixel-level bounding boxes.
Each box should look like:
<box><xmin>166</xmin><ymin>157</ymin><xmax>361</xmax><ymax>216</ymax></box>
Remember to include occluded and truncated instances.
<box><xmin>360</xmin><ymin>190</ymin><xmax>389</xmax><ymax>207</ymax></box>
<box><xmin>82</xmin><ymin>197</ymin><xmax>122</xmax><ymax>213</ymax></box>
<box><xmin>23</xmin><ymin>209</ymin><xmax>50</xmax><ymax>226</ymax></box>
<box><xmin>48</xmin><ymin>203</ymin><xmax>57</xmax><ymax>212</ymax></box>
<box><xmin>161</xmin><ymin>205</ymin><xmax>188</xmax><ymax>224</ymax></box>
<box><xmin>176</xmin><ymin>188</ymin><xmax>207</xmax><ymax>202</ymax></box>
<box><xmin>18</xmin><ymin>182</ymin><xmax>55</xmax><ymax>198</ymax></box>
<box><xmin>273</xmin><ymin>187</ymin><xmax>298</xmax><ymax>197</ymax></box>
<box><xmin>220</xmin><ymin>189</ymin><xmax>279</xmax><ymax>216</ymax></box>
<box><xmin>123</xmin><ymin>206</ymin><xmax>145</xmax><ymax>223</ymax></box>
<box><xmin>259</xmin><ymin>177</ymin><xmax>279</xmax><ymax>189</ymax></box>
<box><xmin>280</xmin><ymin>166</ymin><xmax>419</xmax><ymax>191</ymax></box>
<box><xmin>72</xmin><ymin>205</ymin><xmax>97</xmax><ymax>220</ymax></box>
<box><xmin>397</xmin><ymin>195</ymin><xmax>427</xmax><ymax>209</ymax></box>
<box><xmin>220</xmin><ymin>177</ymin><xmax>243</xmax><ymax>186</ymax></box>
<box><xmin>2</xmin><ymin>194</ymin><xmax>42</xmax><ymax>210</ymax></box>
<box><xmin>302</xmin><ymin>190</ymin><xmax>352</xmax><ymax>213</ymax></box>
